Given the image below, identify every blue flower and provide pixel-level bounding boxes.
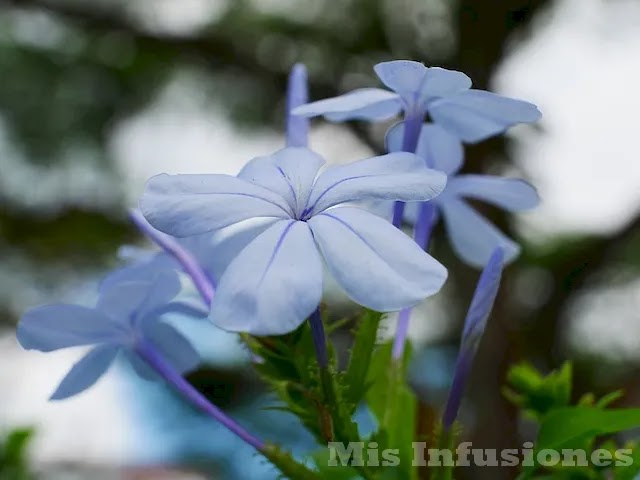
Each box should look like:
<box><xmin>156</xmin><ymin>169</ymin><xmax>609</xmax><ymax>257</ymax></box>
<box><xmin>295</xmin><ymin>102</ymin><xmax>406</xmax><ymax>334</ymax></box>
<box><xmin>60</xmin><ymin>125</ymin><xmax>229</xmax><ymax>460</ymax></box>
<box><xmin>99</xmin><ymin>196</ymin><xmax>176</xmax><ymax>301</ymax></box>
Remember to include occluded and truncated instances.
<box><xmin>442</xmin><ymin>247</ymin><xmax>504</xmax><ymax>429</ymax></box>
<box><xmin>293</xmin><ymin>60</ymin><xmax>541</xmax><ymax>146</ymax></box>
<box><xmin>140</xmin><ymin>147</ymin><xmax>449</xmax><ymax>335</ymax></box>
<box><xmin>17</xmin><ymin>271</ymin><xmax>200</xmax><ymax>400</ymax></box>
<box><xmin>386</xmin><ymin>122</ymin><xmax>540</xmax><ymax>267</ymax></box>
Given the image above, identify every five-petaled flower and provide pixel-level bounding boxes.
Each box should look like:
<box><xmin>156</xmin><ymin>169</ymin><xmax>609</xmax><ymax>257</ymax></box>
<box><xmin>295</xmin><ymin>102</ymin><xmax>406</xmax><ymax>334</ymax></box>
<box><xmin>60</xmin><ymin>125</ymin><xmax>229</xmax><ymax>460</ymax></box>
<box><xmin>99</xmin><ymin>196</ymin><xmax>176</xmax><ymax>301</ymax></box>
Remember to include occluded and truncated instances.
<box><xmin>140</xmin><ymin>147</ymin><xmax>449</xmax><ymax>336</ymax></box>
<box><xmin>17</xmin><ymin>271</ymin><xmax>200</xmax><ymax>399</ymax></box>
<box><xmin>293</xmin><ymin>60</ymin><xmax>541</xmax><ymax>151</ymax></box>
<box><xmin>386</xmin><ymin>122</ymin><xmax>540</xmax><ymax>267</ymax></box>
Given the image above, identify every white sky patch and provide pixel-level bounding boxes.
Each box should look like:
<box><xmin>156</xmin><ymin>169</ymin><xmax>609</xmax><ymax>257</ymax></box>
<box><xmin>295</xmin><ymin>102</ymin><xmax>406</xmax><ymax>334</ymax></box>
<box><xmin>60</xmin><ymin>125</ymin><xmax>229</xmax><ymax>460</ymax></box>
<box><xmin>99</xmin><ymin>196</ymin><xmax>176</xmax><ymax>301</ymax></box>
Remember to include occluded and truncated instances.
<box><xmin>496</xmin><ymin>0</ymin><xmax>640</xmax><ymax>236</ymax></box>
<box><xmin>0</xmin><ymin>335</ymin><xmax>135</xmax><ymax>466</ymax></box>
<box><xmin>126</xmin><ymin>0</ymin><xmax>229</xmax><ymax>36</ymax></box>
<box><xmin>109</xmin><ymin>70</ymin><xmax>372</xmax><ymax>205</ymax></box>
<box><xmin>564</xmin><ymin>278</ymin><xmax>640</xmax><ymax>366</ymax></box>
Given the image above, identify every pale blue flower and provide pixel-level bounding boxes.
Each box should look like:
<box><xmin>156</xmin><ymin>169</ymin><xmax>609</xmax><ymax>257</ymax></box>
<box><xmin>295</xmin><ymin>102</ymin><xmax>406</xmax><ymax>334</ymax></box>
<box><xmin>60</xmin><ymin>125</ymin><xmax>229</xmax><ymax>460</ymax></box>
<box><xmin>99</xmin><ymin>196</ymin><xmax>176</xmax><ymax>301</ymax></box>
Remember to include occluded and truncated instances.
<box><xmin>442</xmin><ymin>247</ymin><xmax>504</xmax><ymax>429</ymax></box>
<box><xmin>141</xmin><ymin>147</ymin><xmax>449</xmax><ymax>335</ymax></box>
<box><xmin>17</xmin><ymin>271</ymin><xmax>200</xmax><ymax>400</ymax></box>
<box><xmin>293</xmin><ymin>60</ymin><xmax>541</xmax><ymax>146</ymax></box>
<box><xmin>386</xmin><ymin>122</ymin><xmax>540</xmax><ymax>267</ymax></box>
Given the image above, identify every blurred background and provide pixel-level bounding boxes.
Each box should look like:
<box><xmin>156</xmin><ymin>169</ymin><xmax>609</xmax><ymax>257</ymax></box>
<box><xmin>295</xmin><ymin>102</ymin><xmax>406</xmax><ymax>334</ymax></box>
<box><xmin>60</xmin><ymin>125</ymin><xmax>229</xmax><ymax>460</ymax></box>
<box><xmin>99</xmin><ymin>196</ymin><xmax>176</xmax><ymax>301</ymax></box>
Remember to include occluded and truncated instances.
<box><xmin>0</xmin><ymin>0</ymin><xmax>639</xmax><ymax>478</ymax></box>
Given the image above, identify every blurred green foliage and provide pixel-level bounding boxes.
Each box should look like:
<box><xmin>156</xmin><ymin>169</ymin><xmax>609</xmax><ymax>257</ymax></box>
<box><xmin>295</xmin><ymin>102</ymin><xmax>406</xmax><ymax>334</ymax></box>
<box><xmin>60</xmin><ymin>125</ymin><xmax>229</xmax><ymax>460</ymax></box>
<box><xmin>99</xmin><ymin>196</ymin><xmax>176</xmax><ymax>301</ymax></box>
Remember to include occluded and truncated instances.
<box><xmin>0</xmin><ymin>428</ymin><xmax>34</xmax><ymax>480</ymax></box>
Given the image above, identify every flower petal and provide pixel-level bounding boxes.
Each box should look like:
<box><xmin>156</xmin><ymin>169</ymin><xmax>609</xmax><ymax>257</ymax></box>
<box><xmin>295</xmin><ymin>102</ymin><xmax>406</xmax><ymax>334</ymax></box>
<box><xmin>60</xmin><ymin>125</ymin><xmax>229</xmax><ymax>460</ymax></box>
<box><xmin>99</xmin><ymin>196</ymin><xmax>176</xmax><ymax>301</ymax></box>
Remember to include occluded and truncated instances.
<box><xmin>97</xmin><ymin>271</ymin><xmax>181</xmax><ymax>324</ymax></box>
<box><xmin>210</xmin><ymin>220</ymin><xmax>322</xmax><ymax>336</ymax></box>
<box><xmin>419</xmin><ymin>67</ymin><xmax>472</xmax><ymax>100</ymax></box>
<box><xmin>439</xmin><ymin>198</ymin><xmax>520</xmax><ymax>267</ymax></box>
<box><xmin>50</xmin><ymin>344</ymin><xmax>121</xmax><ymax>400</ymax></box>
<box><xmin>374</xmin><ymin>60</ymin><xmax>428</xmax><ymax>95</ymax></box>
<box><xmin>238</xmin><ymin>147</ymin><xmax>325</xmax><ymax>213</ymax></box>
<box><xmin>124</xmin><ymin>351</ymin><xmax>158</xmax><ymax>381</ymax></box>
<box><xmin>207</xmin><ymin>218</ymin><xmax>276</xmax><ymax>279</ymax></box>
<box><xmin>386</xmin><ymin>122</ymin><xmax>464</xmax><ymax>174</ymax></box>
<box><xmin>100</xmin><ymin>253</ymin><xmax>176</xmax><ymax>292</ymax></box>
<box><xmin>308</xmin><ymin>207</ymin><xmax>447</xmax><ymax>311</ymax></box>
<box><xmin>306</xmin><ymin>152</ymin><xmax>447</xmax><ymax>215</ymax></box>
<box><xmin>140</xmin><ymin>320</ymin><xmax>200</xmax><ymax>375</ymax></box>
<box><xmin>140</xmin><ymin>173</ymin><xmax>291</xmax><ymax>237</ymax></box>
<box><xmin>293</xmin><ymin>88</ymin><xmax>401</xmax><ymax>121</ymax></box>
<box><xmin>17</xmin><ymin>305</ymin><xmax>126</xmax><ymax>352</ymax></box>
<box><xmin>447</xmin><ymin>175</ymin><xmax>540</xmax><ymax>211</ymax></box>
<box><xmin>429</xmin><ymin>90</ymin><xmax>542</xmax><ymax>143</ymax></box>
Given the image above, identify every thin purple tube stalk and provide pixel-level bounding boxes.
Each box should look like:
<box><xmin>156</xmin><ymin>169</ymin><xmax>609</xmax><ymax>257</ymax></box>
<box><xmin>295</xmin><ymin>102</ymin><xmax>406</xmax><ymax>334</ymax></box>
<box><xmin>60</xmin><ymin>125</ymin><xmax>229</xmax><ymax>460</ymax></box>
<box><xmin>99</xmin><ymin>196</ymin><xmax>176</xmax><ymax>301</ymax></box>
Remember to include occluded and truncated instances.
<box><xmin>391</xmin><ymin>307</ymin><xmax>411</xmax><ymax>359</ymax></box>
<box><xmin>392</xmin><ymin>112</ymin><xmax>423</xmax><ymax>228</ymax></box>
<box><xmin>392</xmin><ymin>202</ymin><xmax>437</xmax><ymax>360</ymax></box>
<box><xmin>442</xmin><ymin>350</ymin><xmax>473</xmax><ymax>431</ymax></box>
<box><xmin>129</xmin><ymin>209</ymin><xmax>215</xmax><ymax>306</ymax></box>
<box><xmin>309</xmin><ymin>308</ymin><xmax>328</xmax><ymax>368</ymax></box>
<box><xmin>286</xmin><ymin>63</ymin><xmax>309</xmax><ymax>147</ymax></box>
<box><xmin>136</xmin><ymin>340</ymin><xmax>264</xmax><ymax>451</ymax></box>
<box><xmin>441</xmin><ymin>248</ymin><xmax>505</xmax><ymax>431</ymax></box>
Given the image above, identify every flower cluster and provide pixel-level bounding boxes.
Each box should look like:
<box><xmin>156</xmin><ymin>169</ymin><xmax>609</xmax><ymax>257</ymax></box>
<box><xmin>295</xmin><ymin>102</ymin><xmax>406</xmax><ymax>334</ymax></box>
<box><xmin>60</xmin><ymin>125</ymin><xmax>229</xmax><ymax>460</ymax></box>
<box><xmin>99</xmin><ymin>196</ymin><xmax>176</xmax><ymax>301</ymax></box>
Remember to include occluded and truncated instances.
<box><xmin>16</xmin><ymin>60</ymin><xmax>541</xmax><ymax>477</ymax></box>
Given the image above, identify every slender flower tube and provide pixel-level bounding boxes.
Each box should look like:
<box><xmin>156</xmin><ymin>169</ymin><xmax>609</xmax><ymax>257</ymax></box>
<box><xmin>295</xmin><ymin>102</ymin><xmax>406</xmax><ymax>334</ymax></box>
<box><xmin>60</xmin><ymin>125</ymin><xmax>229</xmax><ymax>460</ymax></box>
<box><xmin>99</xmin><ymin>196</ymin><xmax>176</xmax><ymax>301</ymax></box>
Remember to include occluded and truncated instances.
<box><xmin>308</xmin><ymin>307</ymin><xmax>328</xmax><ymax>368</ymax></box>
<box><xmin>286</xmin><ymin>63</ymin><xmax>309</xmax><ymax>148</ymax></box>
<box><xmin>391</xmin><ymin>114</ymin><xmax>437</xmax><ymax>359</ymax></box>
<box><xmin>442</xmin><ymin>247</ymin><xmax>504</xmax><ymax>430</ymax></box>
<box><xmin>135</xmin><ymin>339</ymin><xmax>264</xmax><ymax>450</ymax></box>
<box><xmin>129</xmin><ymin>209</ymin><xmax>215</xmax><ymax>305</ymax></box>
<box><xmin>391</xmin><ymin>111</ymin><xmax>423</xmax><ymax>228</ymax></box>
<box><xmin>391</xmin><ymin>202</ymin><xmax>437</xmax><ymax>360</ymax></box>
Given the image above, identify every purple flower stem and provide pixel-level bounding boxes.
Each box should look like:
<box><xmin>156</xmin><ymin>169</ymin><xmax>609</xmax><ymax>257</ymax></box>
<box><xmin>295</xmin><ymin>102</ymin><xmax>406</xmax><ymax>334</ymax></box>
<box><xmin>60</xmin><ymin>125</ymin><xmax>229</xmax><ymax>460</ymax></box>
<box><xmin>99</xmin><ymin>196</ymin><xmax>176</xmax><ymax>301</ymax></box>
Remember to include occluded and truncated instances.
<box><xmin>441</xmin><ymin>350</ymin><xmax>473</xmax><ymax>432</ymax></box>
<box><xmin>392</xmin><ymin>189</ymin><xmax>437</xmax><ymax>361</ymax></box>
<box><xmin>392</xmin><ymin>112</ymin><xmax>423</xmax><ymax>228</ymax></box>
<box><xmin>309</xmin><ymin>308</ymin><xmax>328</xmax><ymax>368</ymax></box>
<box><xmin>286</xmin><ymin>63</ymin><xmax>309</xmax><ymax>148</ymax></box>
<box><xmin>391</xmin><ymin>307</ymin><xmax>412</xmax><ymax>360</ymax></box>
<box><xmin>129</xmin><ymin>209</ymin><xmax>215</xmax><ymax>306</ymax></box>
<box><xmin>136</xmin><ymin>340</ymin><xmax>264</xmax><ymax>451</ymax></box>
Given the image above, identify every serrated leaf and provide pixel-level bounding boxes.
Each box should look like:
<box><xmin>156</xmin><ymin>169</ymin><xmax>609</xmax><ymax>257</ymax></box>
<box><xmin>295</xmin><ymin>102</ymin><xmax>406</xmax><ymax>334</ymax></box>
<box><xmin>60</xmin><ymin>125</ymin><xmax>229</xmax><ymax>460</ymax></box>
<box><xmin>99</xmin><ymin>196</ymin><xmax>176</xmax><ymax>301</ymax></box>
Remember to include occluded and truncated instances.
<box><xmin>343</xmin><ymin>310</ymin><xmax>382</xmax><ymax>411</ymax></box>
<box><xmin>311</xmin><ymin>448</ymin><xmax>362</xmax><ymax>479</ymax></box>
<box><xmin>366</xmin><ymin>342</ymin><xmax>417</xmax><ymax>480</ymax></box>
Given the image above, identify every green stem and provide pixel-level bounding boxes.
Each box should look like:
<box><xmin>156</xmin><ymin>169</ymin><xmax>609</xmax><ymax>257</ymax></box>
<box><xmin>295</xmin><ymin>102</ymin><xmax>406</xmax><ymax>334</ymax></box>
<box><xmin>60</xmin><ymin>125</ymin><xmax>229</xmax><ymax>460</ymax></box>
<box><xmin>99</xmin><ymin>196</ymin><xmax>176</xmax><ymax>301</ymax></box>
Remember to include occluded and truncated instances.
<box><xmin>263</xmin><ymin>443</ymin><xmax>323</xmax><ymax>480</ymax></box>
<box><xmin>432</xmin><ymin>426</ymin><xmax>456</xmax><ymax>480</ymax></box>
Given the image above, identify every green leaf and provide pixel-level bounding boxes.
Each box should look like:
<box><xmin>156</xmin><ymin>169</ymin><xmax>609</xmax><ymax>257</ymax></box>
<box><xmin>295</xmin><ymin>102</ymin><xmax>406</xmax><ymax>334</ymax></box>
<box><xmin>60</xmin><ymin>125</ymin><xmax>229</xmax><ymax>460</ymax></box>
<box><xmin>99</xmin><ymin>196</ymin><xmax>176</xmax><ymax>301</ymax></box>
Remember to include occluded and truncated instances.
<box><xmin>537</xmin><ymin>407</ymin><xmax>640</xmax><ymax>450</ymax></box>
<box><xmin>503</xmin><ymin>362</ymin><xmax>572</xmax><ymax>420</ymax></box>
<box><xmin>521</xmin><ymin>407</ymin><xmax>640</xmax><ymax>479</ymax></box>
<box><xmin>612</xmin><ymin>442</ymin><xmax>640</xmax><ymax>480</ymax></box>
<box><xmin>343</xmin><ymin>310</ymin><xmax>382</xmax><ymax>412</ymax></box>
<box><xmin>0</xmin><ymin>427</ymin><xmax>35</xmax><ymax>480</ymax></box>
<box><xmin>366</xmin><ymin>342</ymin><xmax>417</xmax><ymax>480</ymax></box>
